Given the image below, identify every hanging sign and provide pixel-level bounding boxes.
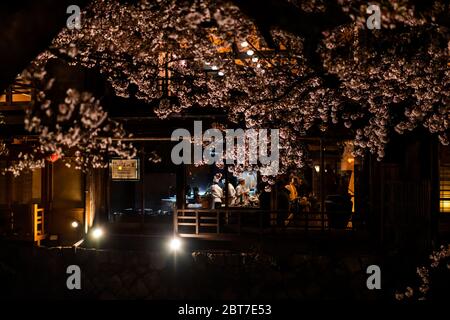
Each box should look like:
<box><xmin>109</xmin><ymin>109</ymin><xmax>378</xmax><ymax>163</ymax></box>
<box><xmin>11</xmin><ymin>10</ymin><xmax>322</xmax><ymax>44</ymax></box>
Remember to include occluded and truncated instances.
<box><xmin>111</xmin><ymin>159</ymin><xmax>140</xmax><ymax>180</ymax></box>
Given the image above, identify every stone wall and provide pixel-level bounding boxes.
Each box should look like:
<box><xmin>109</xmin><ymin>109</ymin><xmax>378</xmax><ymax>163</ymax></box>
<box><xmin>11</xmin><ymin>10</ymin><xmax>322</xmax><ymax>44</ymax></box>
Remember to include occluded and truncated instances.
<box><xmin>0</xmin><ymin>243</ymin><xmax>383</xmax><ymax>300</ymax></box>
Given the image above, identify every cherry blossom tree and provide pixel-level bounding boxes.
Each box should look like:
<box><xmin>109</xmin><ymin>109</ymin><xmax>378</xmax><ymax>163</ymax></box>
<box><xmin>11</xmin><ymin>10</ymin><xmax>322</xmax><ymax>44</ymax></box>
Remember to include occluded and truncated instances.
<box><xmin>9</xmin><ymin>0</ymin><xmax>450</xmax><ymax>177</ymax></box>
<box><xmin>1</xmin><ymin>57</ymin><xmax>136</xmax><ymax>176</ymax></box>
<box><xmin>395</xmin><ymin>244</ymin><xmax>450</xmax><ymax>301</ymax></box>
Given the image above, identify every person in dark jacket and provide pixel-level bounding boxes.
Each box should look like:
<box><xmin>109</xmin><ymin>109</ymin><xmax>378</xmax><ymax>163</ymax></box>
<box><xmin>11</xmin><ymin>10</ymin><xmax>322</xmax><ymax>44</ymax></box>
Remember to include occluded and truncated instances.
<box><xmin>277</xmin><ymin>179</ymin><xmax>290</xmax><ymax>226</ymax></box>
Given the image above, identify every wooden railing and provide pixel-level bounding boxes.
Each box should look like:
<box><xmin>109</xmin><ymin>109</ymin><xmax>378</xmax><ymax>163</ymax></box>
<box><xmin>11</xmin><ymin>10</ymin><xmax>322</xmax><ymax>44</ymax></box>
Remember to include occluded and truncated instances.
<box><xmin>174</xmin><ymin>208</ymin><xmax>354</xmax><ymax>239</ymax></box>
<box><xmin>33</xmin><ymin>204</ymin><xmax>46</xmax><ymax>246</ymax></box>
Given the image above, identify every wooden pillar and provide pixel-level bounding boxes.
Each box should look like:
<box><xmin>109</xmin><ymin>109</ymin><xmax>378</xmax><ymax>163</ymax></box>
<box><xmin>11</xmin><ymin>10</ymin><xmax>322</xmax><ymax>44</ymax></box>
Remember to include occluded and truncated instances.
<box><xmin>176</xmin><ymin>165</ymin><xmax>185</xmax><ymax>210</ymax></box>
<box><xmin>430</xmin><ymin>138</ymin><xmax>440</xmax><ymax>245</ymax></box>
<box><xmin>140</xmin><ymin>145</ymin><xmax>145</xmax><ymax>230</ymax></box>
<box><xmin>320</xmin><ymin>138</ymin><xmax>325</xmax><ymax>231</ymax></box>
<box><xmin>42</xmin><ymin>161</ymin><xmax>53</xmax><ymax>235</ymax></box>
<box><xmin>6</xmin><ymin>160</ymin><xmax>13</xmax><ymax>233</ymax></box>
<box><xmin>105</xmin><ymin>160</ymin><xmax>111</xmax><ymax>225</ymax></box>
<box><xmin>270</xmin><ymin>187</ymin><xmax>277</xmax><ymax>229</ymax></box>
<box><xmin>84</xmin><ymin>170</ymin><xmax>92</xmax><ymax>234</ymax></box>
<box><xmin>174</xmin><ymin>164</ymin><xmax>186</xmax><ymax>235</ymax></box>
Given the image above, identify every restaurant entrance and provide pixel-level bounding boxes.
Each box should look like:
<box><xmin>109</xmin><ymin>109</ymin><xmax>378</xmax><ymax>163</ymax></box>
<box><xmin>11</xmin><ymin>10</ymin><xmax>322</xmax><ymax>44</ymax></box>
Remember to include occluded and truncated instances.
<box><xmin>105</xmin><ymin>137</ymin><xmax>363</xmax><ymax>237</ymax></box>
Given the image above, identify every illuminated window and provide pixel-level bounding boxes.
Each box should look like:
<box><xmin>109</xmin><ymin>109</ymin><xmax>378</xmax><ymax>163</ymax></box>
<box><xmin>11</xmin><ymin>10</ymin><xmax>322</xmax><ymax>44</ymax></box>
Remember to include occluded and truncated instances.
<box><xmin>440</xmin><ymin>166</ymin><xmax>450</xmax><ymax>213</ymax></box>
<box><xmin>440</xmin><ymin>146</ymin><xmax>450</xmax><ymax>213</ymax></box>
<box><xmin>229</xmin><ymin>170</ymin><xmax>260</xmax><ymax>208</ymax></box>
<box><xmin>185</xmin><ymin>164</ymin><xmax>225</xmax><ymax>209</ymax></box>
<box><xmin>0</xmin><ymin>77</ymin><xmax>33</xmax><ymax>107</ymax></box>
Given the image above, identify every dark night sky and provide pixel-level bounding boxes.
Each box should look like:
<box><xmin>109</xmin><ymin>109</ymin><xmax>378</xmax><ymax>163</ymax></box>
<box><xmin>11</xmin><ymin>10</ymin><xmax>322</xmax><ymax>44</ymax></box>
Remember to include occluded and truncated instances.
<box><xmin>0</xmin><ymin>0</ymin><xmax>89</xmax><ymax>92</ymax></box>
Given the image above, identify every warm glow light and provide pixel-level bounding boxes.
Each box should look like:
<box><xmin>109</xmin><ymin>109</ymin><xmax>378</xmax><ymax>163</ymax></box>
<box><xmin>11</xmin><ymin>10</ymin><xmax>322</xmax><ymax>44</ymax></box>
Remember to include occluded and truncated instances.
<box><xmin>441</xmin><ymin>200</ymin><xmax>450</xmax><ymax>213</ymax></box>
<box><xmin>49</xmin><ymin>153</ymin><xmax>59</xmax><ymax>163</ymax></box>
<box><xmin>218</xmin><ymin>71</ymin><xmax>224</xmax><ymax>76</ymax></box>
<box><xmin>91</xmin><ymin>227</ymin><xmax>104</xmax><ymax>239</ymax></box>
<box><xmin>347</xmin><ymin>157</ymin><xmax>354</xmax><ymax>164</ymax></box>
<box><xmin>71</xmin><ymin>221</ymin><xmax>79</xmax><ymax>228</ymax></box>
<box><xmin>211</xmin><ymin>65</ymin><xmax>218</xmax><ymax>70</ymax></box>
<box><xmin>440</xmin><ymin>166</ymin><xmax>450</xmax><ymax>213</ymax></box>
<box><xmin>169</xmin><ymin>237</ymin><xmax>182</xmax><ymax>252</ymax></box>
<box><xmin>246</xmin><ymin>50</ymin><xmax>254</xmax><ymax>56</ymax></box>
<box><xmin>252</xmin><ymin>57</ymin><xmax>258</xmax><ymax>62</ymax></box>
<box><xmin>314</xmin><ymin>165</ymin><xmax>320</xmax><ymax>173</ymax></box>
<box><xmin>241</xmin><ymin>41</ymin><xmax>249</xmax><ymax>47</ymax></box>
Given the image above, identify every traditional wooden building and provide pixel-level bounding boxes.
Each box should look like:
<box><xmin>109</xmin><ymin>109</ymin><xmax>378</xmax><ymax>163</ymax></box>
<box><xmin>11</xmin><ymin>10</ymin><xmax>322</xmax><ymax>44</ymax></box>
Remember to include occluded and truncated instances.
<box><xmin>1</xmin><ymin>60</ymin><xmax>449</xmax><ymax>254</ymax></box>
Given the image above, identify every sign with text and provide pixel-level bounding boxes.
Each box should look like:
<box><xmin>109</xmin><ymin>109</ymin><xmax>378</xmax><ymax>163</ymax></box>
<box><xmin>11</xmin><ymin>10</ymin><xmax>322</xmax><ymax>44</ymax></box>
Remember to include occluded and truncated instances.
<box><xmin>111</xmin><ymin>159</ymin><xmax>140</xmax><ymax>181</ymax></box>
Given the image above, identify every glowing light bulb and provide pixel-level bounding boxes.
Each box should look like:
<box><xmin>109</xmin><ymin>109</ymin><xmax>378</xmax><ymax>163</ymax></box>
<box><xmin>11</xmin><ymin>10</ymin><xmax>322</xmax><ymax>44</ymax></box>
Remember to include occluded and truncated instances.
<box><xmin>91</xmin><ymin>227</ymin><xmax>104</xmax><ymax>239</ymax></box>
<box><xmin>169</xmin><ymin>237</ymin><xmax>182</xmax><ymax>252</ymax></box>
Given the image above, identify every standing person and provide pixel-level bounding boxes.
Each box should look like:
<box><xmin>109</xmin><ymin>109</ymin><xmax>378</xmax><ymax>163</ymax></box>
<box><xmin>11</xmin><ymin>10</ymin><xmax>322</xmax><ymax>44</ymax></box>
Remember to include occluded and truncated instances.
<box><xmin>193</xmin><ymin>186</ymin><xmax>201</xmax><ymax>204</ymax></box>
<box><xmin>285</xmin><ymin>176</ymin><xmax>299</xmax><ymax>202</ymax></box>
<box><xmin>277</xmin><ymin>179</ymin><xmax>290</xmax><ymax>226</ymax></box>
<box><xmin>294</xmin><ymin>176</ymin><xmax>311</xmax><ymax>212</ymax></box>
<box><xmin>258</xmin><ymin>182</ymin><xmax>271</xmax><ymax>227</ymax></box>
<box><xmin>235</xmin><ymin>178</ymin><xmax>249</xmax><ymax>206</ymax></box>
<box><xmin>211</xmin><ymin>179</ymin><xmax>223</xmax><ymax>209</ymax></box>
<box><xmin>284</xmin><ymin>176</ymin><xmax>300</xmax><ymax>226</ymax></box>
<box><xmin>222</xmin><ymin>178</ymin><xmax>236</xmax><ymax>206</ymax></box>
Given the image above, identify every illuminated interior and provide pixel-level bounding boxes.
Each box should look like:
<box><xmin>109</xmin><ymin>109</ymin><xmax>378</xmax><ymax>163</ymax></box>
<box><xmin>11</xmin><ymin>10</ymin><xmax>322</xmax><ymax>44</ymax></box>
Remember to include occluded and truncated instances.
<box><xmin>440</xmin><ymin>165</ymin><xmax>450</xmax><ymax>213</ymax></box>
<box><xmin>340</xmin><ymin>141</ymin><xmax>355</xmax><ymax>213</ymax></box>
<box><xmin>0</xmin><ymin>77</ymin><xmax>33</xmax><ymax>106</ymax></box>
<box><xmin>160</xmin><ymin>26</ymin><xmax>298</xmax><ymax>95</ymax></box>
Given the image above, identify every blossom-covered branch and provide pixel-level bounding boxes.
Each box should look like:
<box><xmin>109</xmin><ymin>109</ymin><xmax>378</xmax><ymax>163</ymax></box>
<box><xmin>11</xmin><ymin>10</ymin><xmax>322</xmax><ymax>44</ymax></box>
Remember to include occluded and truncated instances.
<box><xmin>395</xmin><ymin>244</ymin><xmax>450</xmax><ymax>301</ymax></box>
<box><xmin>2</xmin><ymin>60</ymin><xmax>137</xmax><ymax>176</ymax></box>
<box><xmin>25</xmin><ymin>0</ymin><xmax>450</xmax><ymax>175</ymax></box>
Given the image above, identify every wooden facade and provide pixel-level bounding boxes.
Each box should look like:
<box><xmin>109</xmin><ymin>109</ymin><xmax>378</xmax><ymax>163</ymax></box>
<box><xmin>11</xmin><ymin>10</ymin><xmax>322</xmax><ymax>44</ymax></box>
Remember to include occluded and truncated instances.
<box><xmin>0</xmin><ymin>65</ymin><xmax>448</xmax><ymax>251</ymax></box>
<box><xmin>1</xmin><ymin>133</ymin><xmax>447</xmax><ymax>251</ymax></box>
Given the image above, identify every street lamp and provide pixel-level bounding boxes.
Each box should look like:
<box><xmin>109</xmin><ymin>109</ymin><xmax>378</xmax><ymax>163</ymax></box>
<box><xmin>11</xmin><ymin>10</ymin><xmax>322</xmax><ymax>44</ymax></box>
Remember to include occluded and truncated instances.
<box><xmin>71</xmin><ymin>220</ymin><xmax>80</xmax><ymax>228</ymax></box>
<box><xmin>168</xmin><ymin>237</ymin><xmax>182</xmax><ymax>252</ymax></box>
<box><xmin>91</xmin><ymin>227</ymin><xmax>104</xmax><ymax>239</ymax></box>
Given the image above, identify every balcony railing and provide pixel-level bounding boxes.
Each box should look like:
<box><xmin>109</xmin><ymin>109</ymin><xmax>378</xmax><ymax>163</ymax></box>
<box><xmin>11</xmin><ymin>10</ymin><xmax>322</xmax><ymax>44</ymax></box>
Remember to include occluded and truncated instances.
<box><xmin>174</xmin><ymin>208</ymin><xmax>355</xmax><ymax>239</ymax></box>
<box><xmin>33</xmin><ymin>204</ymin><xmax>46</xmax><ymax>246</ymax></box>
